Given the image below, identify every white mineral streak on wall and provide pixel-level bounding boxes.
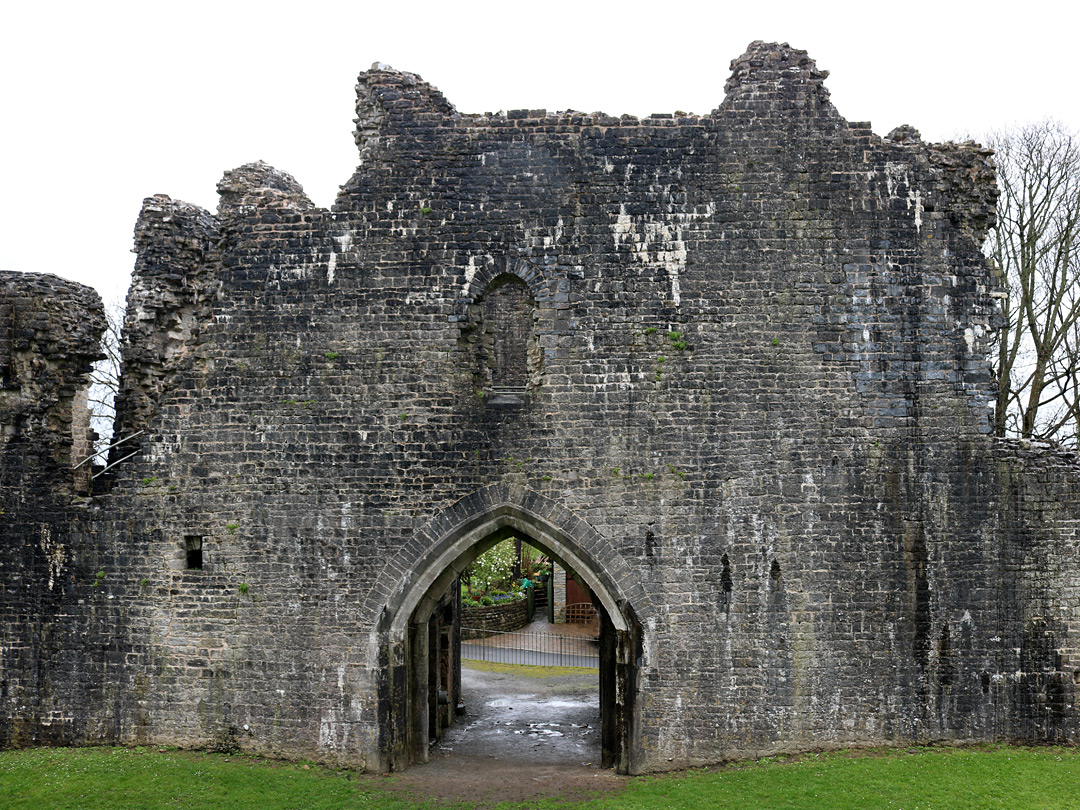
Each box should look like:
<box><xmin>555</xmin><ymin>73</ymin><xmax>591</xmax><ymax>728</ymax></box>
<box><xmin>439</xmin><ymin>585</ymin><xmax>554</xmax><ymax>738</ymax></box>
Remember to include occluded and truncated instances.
<box><xmin>319</xmin><ymin>710</ymin><xmax>344</xmax><ymax>749</ymax></box>
<box><xmin>39</xmin><ymin>525</ymin><xmax>65</xmax><ymax>591</ymax></box>
<box><xmin>655</xmin><ymin>226</ymin><xmax>684</xmax><ymax>307</ymax></box>
<box><xmin>884</xmin><ymin>162</ymin><xmax>924</xmax><ymax>233</ymax></box>
<box><xmin>613</xmin><ymin>204</ymin><xmax>633</xmax><ymax>246</ymax></box>
<box><xmin>611</xmin><ymin>200</ymin><xmax>716</xmax><ymax>307</ymax></box>
<box><xmin>907</xmin><ymin>189</ymin><xmax>923</xmax><ymax>234</ymax></box>
<box><xmin>328</xmin><ymin>233</ymin><xmax>356</xmax><ymax>285</ymax></box>
<box><xmin>884</xmin><ymin>162</ymin><xmax>907</xmax><ymax>199</ymax></box>
<box><xmin>656</xmin><ymin>692</ymin><xmax>689</xmax><ymax>760</ymax></box>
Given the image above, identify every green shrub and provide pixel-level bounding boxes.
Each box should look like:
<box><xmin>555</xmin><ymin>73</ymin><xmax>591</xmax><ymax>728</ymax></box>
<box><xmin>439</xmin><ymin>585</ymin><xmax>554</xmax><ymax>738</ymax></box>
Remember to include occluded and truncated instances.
<box><xmin>461</xmin><ymin>537</ymin><xmax>547</xmax><ymax>600</ymax></box>
<box><xmin>463</xmin><ymin>539</ymin><xmax>517</xmax><ymax>595</ymax></box>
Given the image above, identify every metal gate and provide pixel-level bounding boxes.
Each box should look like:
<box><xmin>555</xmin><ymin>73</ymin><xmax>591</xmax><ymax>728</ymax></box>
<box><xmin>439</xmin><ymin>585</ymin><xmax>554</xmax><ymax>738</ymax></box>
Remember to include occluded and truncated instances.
<box><xmin>461</xmin><ymin>628</ymin><xmax>600</xmax><ymax>668</ymax></box>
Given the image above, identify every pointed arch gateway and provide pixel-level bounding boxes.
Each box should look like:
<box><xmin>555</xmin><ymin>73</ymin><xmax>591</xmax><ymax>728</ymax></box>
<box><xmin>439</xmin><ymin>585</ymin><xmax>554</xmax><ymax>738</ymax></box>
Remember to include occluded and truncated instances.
<box><xmin>374</xmin><ymin>485</ymin><xmax>647</xmax><ymax>774</ymax></box>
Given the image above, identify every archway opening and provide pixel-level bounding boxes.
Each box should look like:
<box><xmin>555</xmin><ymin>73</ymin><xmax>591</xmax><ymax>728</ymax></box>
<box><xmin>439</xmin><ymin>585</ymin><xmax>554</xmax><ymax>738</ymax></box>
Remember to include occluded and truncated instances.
<box><xmin>377</xmin><ymin>507</ymin><xmax>641</xmax><ymax>775</ymax></box>
<box><xmin>438</xmin><ymin>533</ymin><xmax>603</xmax><ymax>769</ymax></box>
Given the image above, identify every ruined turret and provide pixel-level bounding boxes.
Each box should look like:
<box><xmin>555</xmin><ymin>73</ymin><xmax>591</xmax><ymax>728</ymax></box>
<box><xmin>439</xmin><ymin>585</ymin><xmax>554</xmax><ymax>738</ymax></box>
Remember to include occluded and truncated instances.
<box><xmin>0</xmin><ymin>271</ymin><xmax>103</xmax><ymax>492</ymax></box>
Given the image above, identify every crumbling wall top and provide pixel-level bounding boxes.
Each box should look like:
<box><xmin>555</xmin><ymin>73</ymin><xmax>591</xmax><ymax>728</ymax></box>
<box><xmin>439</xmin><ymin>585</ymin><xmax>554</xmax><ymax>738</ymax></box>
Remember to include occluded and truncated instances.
<box><xmin>217</xmin><ymin>160</ymin><xmax>314</xmax><ymax>216</ymax></box>
<box><xmin>354</xmin><ymin>63</ymin><xmax>458</xmax><ymax>157</ymax></box>
<box><xmin>347</xmin><ymin>40</ymin><xmax>847</xmax><ymax>167</ymax></box>
<box><xmin>724</xmin><ymin>40</ymin><xmax>829</xmax><ymax>94</ymax></box>
<box><xmin>109</xmin><ymin>195</ymin><xmax>220</xmax><ymax>462</ymax></box>
<box><xmin>0</xmin><ymin>271</ymin><xmax>103</xmax><ymax>486</ymax></box>
<box><xmin>719</xmin><ymin>40</ymin><xmax>838</xmax><ymax>119</ymax></box>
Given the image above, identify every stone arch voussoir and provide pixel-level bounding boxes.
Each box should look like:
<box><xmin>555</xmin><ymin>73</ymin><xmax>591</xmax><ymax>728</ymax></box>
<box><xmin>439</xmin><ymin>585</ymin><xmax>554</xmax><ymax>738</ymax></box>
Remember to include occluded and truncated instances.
<box><xmin>377</xmin><ymin>483</ymin><xmax>650</xmax><ymax>639</ymax></box>
<box><xmin>455</xmin><ymin>257</ymin><xmax>555</xmax><ymax>320</ymax></box>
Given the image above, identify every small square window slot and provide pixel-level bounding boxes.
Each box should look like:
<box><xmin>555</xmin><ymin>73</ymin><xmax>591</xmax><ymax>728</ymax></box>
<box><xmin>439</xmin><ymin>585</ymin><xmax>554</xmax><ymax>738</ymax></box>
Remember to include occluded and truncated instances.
<box><xmin>185</xmin><ymin>535</ymin><xmax>204</xmax><ymax>570</ymax></box>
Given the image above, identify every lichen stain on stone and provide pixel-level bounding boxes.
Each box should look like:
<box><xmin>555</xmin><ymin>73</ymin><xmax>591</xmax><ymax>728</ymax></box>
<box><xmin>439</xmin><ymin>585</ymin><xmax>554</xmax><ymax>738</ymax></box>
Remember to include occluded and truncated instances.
<box><xmin>39</xmin><ymin>524</ymin><xmax>66</xmax><ymax>591</ymax></box>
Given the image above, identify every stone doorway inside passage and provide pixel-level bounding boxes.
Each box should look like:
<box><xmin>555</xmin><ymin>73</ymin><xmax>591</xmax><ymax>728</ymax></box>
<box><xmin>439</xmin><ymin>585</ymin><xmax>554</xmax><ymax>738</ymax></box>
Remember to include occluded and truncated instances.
<box><xmin>378</xmin><ymin>505</ymin><xmax>642</xmax><ymax>774</ymax></box>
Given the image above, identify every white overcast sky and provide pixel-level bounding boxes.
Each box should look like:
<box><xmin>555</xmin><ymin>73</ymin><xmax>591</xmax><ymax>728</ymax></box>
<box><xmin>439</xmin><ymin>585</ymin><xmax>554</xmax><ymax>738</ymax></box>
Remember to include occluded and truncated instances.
<box><xmin>2</xmin><ymin>0</ymin><xmax>1077</xmax><ymax>307</ymax></box>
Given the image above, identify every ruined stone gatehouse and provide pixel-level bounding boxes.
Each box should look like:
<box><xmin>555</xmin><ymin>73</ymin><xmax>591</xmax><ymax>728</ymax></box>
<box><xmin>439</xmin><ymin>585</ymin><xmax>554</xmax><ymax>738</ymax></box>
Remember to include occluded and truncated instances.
<box><xmin>2</xmin><ymin>42</ymin><xmax>1079</xmax><ymax>774</ymax></box>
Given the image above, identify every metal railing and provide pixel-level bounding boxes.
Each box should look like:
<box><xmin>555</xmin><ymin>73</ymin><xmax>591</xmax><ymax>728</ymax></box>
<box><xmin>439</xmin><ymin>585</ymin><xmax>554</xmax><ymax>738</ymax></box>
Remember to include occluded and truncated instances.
<box><xmin>461</xmin><ymin>628</ymin><xmax>600</xmax><ymax>669</ymax></box>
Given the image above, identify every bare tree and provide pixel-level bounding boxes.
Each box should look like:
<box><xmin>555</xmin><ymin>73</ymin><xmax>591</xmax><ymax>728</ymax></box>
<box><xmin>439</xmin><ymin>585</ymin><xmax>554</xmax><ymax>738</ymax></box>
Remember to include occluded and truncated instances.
<box><xmin>87</xmin><ymin>296</ymin><xmax>124</xmax><ymax>460</ymax></box>
<box><xmin>987</xmin><ymin>121</ymin><xmax>1080</xmax><ymax>445</ymax></box>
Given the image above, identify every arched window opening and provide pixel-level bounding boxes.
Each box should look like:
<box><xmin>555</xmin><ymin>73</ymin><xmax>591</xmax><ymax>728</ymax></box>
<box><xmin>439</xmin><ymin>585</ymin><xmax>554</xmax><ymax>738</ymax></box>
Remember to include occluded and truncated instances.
<box><xmin>479</xmin><ymin>276</ymin><xmax>539</xmax><ymax>394</ymax></box>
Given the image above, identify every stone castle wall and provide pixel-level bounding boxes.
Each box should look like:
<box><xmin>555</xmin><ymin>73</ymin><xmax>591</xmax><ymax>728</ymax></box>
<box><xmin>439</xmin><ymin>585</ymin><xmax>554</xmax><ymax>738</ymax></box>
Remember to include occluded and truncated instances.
<box><xmin>0</xmin><ymin>272</ymin><xmax>103</xmax><ymax>745</ymax></box>
<box><xmin>2</xmin><ymin>41</ymin><xmax>1079</xmax><ymax>772</ymax></box>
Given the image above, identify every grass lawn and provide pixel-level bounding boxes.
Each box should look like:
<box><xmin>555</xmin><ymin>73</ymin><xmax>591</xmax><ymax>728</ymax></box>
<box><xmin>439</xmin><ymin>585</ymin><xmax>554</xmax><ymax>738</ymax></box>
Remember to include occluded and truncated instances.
<box><xmin>0</xmin><ymin>747</ymin><xmax>411</xmax><ymax>810</ymax></box>
<box><xmin>2</xmin><ymin>744</ymin><xmax>1079</xmax><ymax>809</ymax></box>
<box><xmin>602</xmin><ymin>745</ymin><xmax>1080</xmax><ymax>810</ymax></box>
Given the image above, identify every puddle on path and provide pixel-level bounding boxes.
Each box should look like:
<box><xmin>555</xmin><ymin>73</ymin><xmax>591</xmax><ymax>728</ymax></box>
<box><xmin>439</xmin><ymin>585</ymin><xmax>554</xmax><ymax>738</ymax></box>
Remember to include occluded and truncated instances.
<box><xmin>429</xmin><ymin>663</ymin><xmax>601</xmax><ymax>766</ymax></box>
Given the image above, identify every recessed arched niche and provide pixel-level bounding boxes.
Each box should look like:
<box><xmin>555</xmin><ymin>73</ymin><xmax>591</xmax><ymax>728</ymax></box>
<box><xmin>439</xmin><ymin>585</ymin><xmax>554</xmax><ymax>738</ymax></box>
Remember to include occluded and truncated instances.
<box><xmin>476</xmin><ymin>274</ymin><xmax>541</xmax><ymax>398</ymax></box>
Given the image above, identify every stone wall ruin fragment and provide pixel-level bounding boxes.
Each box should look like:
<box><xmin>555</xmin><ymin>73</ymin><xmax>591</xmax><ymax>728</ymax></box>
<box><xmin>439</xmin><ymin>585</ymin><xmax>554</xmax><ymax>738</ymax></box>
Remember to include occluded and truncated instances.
<box><xmin>2</xmin><ymin>41</ymin><xmax>1079</xmax><ymax>773</ymax></box>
